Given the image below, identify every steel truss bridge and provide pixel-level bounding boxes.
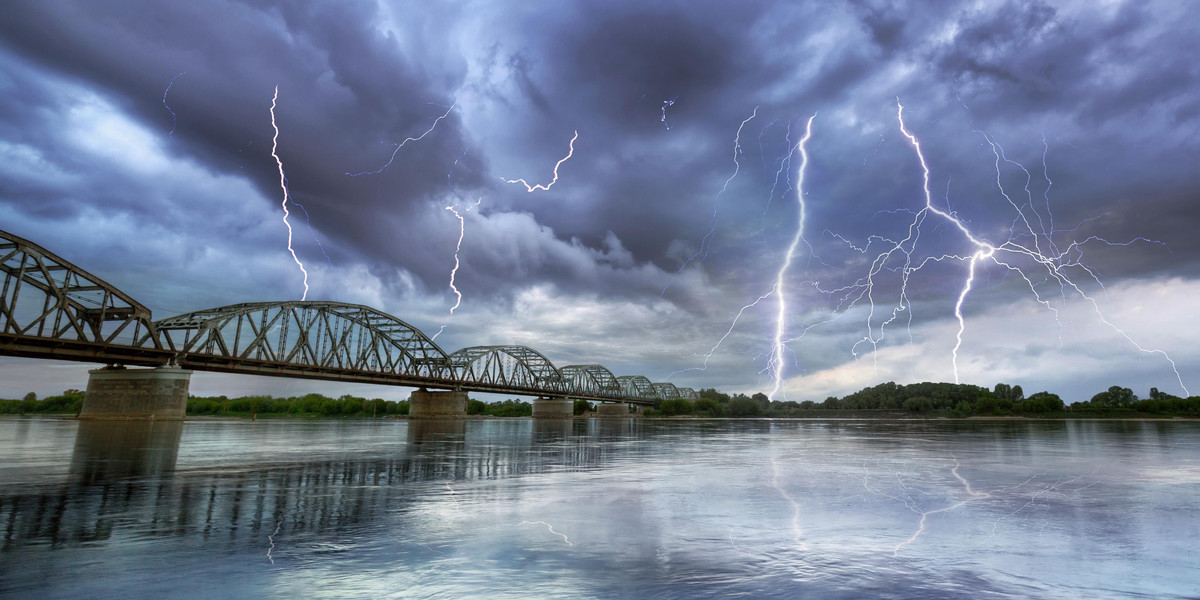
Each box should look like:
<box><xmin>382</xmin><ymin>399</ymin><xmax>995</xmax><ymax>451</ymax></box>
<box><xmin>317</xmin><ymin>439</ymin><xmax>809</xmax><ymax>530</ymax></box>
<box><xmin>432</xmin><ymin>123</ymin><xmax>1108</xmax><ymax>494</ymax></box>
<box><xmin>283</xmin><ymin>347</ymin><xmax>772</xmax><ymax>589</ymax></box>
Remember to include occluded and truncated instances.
<box><xmin>0</xmin><ymin>229</ymin><xmax>700</xmax><ymax>405</ymax></box>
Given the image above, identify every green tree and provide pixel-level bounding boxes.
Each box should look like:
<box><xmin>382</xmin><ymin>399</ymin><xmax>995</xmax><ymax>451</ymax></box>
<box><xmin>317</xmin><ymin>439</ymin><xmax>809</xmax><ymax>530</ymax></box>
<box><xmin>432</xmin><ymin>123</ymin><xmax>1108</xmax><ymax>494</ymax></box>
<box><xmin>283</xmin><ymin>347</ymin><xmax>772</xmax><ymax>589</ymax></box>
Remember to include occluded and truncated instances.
<box><xmin>658</xmin><ymin>398</ymin><xmax>694</xmax><ymax>416</ymax></box>
<box><xmin>728</xmin><ymin>396</ymin><xmax>760</xmax><ymax>417</ymax></box>
<box><xmin>693</xmin><ymin>397</ymin><xmax>723</xmax><ymax>417</ymax></box>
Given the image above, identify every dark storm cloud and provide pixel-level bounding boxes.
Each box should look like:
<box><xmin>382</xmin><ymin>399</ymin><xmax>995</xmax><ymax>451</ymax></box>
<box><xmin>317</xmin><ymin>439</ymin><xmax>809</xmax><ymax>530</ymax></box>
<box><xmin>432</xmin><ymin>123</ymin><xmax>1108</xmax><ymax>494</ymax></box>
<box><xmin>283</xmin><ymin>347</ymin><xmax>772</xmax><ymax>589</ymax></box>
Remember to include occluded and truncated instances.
<box><xmin>1</xmin><ymin>0</ymin><xmax>1197</xmax><ymax>400</ymax></box>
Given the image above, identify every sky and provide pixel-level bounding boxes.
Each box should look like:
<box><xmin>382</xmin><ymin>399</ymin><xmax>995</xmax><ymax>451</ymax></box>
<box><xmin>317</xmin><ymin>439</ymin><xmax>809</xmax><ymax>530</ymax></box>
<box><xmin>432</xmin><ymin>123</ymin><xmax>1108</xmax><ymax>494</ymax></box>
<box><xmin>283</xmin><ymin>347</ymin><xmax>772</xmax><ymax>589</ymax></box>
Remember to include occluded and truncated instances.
<box><xmin>1</xmin><ymin>0</ymin><xmax>1198</xmax><ymax>404</ymax></box>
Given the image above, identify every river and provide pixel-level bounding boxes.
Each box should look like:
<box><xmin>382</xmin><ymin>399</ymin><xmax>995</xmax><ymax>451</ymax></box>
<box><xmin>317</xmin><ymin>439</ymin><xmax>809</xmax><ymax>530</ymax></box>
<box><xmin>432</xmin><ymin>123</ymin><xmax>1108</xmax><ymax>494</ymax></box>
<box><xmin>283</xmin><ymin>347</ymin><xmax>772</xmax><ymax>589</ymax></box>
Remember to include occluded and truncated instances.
<box><xmin>0</xmin><ymin>417</ymin><xmax>1196</xmax><ymax>599</ymax></box>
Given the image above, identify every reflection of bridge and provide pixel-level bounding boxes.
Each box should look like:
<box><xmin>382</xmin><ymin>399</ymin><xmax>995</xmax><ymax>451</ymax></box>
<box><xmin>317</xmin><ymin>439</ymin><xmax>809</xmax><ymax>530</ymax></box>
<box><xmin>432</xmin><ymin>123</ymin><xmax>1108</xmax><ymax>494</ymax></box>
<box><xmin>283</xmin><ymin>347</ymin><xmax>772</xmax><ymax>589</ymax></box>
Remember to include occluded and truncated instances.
<box><xmin>0</xmin><ymin>229</ymin><xmax>699</xmax><ymax>417</ymax></box>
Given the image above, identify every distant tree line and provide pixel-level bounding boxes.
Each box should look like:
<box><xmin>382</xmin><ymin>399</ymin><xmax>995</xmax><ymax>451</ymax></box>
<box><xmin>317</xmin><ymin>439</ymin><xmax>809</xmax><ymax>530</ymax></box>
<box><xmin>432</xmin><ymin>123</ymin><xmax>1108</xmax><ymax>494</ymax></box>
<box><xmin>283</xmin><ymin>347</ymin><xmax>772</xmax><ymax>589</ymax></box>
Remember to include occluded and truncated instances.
<box><xmin>637</xmin><ymin>381</ymin><xmax>1200</xmax><ymax>418</ymax></box>
<box><xmin>4</xmin><ymin>383</ymin><xmax>1198</xmax><ymax>419</ymax></box>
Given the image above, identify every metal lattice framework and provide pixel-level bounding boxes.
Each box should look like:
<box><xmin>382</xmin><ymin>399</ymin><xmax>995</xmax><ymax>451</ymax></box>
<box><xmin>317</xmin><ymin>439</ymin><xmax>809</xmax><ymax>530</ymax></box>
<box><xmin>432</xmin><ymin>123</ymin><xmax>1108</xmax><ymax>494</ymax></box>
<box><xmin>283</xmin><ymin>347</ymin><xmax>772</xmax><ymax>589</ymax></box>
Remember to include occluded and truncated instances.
<box><xmin>145</xmin><ymin>301</ymin><xmax>455</xmax><ymax>381</ymax></box>
<box><xmin>676</xmin><ymin>387</ymin><xmax>699</xmax><ymax>401</ymax></box>
<box><xmin>0</xmin><ymin>229</ymin><xmax>701</xmax><ymax>404</ymax></box>
<box><xmin>617</xmin><ymin>375</ymin><xmax>656</xmax><ymax>400</ymax></box>
<box><xmin>0</xmin><ymin>230</ymin><xmax>167</xmax><ymax>363</ymax></box>
<box><xmin>448</xmin><ymin>345</ymin><xmax>566</xmax><ymax>394</ymax></box>
<box><xmin>559</xmin><ymin>364</ymin><xmax>622</xmax><ymax>397</ymax></box>
<box><xmin>652</xmin><ymin>382</ymin><xmax>681</xmax><ymax>401</ymax></box>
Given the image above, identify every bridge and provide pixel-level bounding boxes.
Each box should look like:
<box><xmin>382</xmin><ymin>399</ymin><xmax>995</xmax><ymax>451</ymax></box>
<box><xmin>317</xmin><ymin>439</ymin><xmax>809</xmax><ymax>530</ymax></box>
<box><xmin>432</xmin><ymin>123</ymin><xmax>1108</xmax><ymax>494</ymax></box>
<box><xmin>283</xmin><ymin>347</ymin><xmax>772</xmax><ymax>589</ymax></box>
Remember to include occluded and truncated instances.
<box><xmin>0</xmin><ymin>229</ymin><xmax>700</xmax><ymax>418</ymax></box>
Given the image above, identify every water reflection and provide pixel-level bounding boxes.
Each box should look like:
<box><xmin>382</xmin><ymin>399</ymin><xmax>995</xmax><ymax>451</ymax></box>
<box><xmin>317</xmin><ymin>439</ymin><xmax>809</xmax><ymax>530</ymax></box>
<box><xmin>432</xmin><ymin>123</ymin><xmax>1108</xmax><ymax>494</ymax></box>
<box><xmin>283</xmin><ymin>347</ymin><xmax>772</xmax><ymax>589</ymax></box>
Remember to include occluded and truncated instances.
<box><xmin>0</xmin><ymin>418</ymin><xmax>1197</xmax><ymax>599</ymax></box>
<box><xmin>70</xmin><ymin>420</ymin><xmax>183</xmax><ymax>483</ymax></box>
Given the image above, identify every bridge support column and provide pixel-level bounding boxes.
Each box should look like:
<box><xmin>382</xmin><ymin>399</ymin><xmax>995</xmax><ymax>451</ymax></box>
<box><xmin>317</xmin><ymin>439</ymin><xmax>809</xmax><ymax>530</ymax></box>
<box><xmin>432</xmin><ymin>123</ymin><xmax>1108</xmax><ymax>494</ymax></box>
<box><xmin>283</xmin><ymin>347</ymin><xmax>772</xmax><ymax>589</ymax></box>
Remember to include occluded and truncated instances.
<box><xmin>80</xmin><ymin>366</ymin><xmax>193</xmax><ymax>420</ymax></box>
<box><xmin>532</xmin><ymin>397</ymin><xmax>573</xmax><ymax>419</ymax></box>
<box><xmin>596</xmin><ymin>402</ymin><xmax>636</xmax><ymax>418</ymax></box>
<box><xmin>408</xmin><ymin>389</ymin><xmax>468</xmax><ymax>419</ymax></box>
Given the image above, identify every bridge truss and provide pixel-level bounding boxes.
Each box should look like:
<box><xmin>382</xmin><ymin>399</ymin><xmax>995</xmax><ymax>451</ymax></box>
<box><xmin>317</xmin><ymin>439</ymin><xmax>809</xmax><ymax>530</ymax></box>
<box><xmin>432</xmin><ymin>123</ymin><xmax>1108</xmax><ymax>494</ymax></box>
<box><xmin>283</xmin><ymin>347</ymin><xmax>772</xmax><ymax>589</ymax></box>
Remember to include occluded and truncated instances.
<box><xmin>0</xmin><ymin>229</ymin><xmax>694</xmax><ymax>405</ymax></box>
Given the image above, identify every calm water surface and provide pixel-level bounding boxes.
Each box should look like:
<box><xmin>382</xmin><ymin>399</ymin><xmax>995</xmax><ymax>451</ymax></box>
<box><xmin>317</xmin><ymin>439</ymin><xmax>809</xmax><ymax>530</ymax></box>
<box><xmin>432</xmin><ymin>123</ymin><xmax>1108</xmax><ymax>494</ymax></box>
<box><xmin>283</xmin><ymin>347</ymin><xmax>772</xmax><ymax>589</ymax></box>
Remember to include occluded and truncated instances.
<box><xmin>0</xmin><ymin>417</ymin><xmax>1197</xmax><ymax>599</ymax></box>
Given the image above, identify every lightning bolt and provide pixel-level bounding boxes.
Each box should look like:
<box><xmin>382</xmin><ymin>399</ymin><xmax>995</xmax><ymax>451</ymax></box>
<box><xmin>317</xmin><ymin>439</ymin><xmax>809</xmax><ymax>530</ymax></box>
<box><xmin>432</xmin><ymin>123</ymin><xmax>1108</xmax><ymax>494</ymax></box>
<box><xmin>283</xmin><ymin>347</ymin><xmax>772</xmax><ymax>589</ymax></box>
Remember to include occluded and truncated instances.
<box><xmin>893</xmin><ymin>99</ymin><xmax>1188</xmax><ymax>394</ymax></box>
<box><xmin>445</xmin><ymin>198</ymin><xmax>481</xmax><ymax>315</ymax></box>
<box><xmin>517</xmin><ymin>520</ymin><xmax>573</xmax><ymax>547</ymax></box>
<box><xmin>768</xmin><ymin>115</ymin><xmax>815</xmax><ymax>400</ymax></box>
<box><xmin>502</xmin><ymin>130</ymin><xmax>579</xmax><ymax>192</ymax></box>
<box><xmin>269</xmin><ymin>86</ymin><xmax>310</xmax><ymax>301</ymax></box>
<box><xmin>661</xmin><ymin>97</ymin><xmax>677</xmax><ymax>130</ymax></box>
<box><xmin>345</xmin><ymin>104</ymin><xmax>455</xmax><ymax>176</ymax></box>
<box><xmin>162</xmin><ymin>70</ymin><xmax>187</xmax><ymax>137</ymax></box>
<box><xmin>446</xmin><ymin>206</ymin><xmax>466</xmax><ymax>314</ymax></box>
<box><xmin>661</xmin><ymin>107</ymin><xmax>758</xmax><ymax>297</ymax></box>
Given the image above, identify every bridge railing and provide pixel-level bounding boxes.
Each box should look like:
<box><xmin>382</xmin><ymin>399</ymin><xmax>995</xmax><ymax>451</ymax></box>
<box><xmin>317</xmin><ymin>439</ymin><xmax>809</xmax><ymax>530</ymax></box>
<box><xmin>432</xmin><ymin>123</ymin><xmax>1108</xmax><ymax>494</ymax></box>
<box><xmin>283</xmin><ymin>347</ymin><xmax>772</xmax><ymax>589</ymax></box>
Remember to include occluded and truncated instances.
<box><xmin>1</xmin><ymin>229</ymin><xmax>165</xmax><ymax>356</ymax></box>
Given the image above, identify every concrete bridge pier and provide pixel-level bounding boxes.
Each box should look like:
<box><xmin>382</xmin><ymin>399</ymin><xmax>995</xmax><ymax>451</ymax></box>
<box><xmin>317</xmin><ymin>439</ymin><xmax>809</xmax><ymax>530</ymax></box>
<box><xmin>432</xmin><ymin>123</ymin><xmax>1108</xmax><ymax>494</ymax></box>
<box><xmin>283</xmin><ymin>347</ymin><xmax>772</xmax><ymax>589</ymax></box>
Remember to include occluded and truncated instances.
<box><xmin>408</xmin><ymin>389</ymin><xmax>469</xmax><ymax>418</ymax></box>
<box><xmin>596</xmin><ymin>402</ymin><xmax>639</xmax><ymax>417</ymax></box>
<box><xmin>532</xmin><ymin>396</ymin><xmax>573</xmax><ymax>419</ymax></box>
<box><xmin>80</xmin><ymin>366</ymin><xmax>193</xmax><ymax>420</ymax></box>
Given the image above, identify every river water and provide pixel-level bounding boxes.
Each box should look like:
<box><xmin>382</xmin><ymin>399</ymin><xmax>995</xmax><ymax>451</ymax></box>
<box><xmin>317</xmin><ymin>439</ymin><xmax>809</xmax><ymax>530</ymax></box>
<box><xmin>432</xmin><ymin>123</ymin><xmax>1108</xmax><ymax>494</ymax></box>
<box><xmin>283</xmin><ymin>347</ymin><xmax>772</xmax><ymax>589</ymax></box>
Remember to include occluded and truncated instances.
<box><xmin>0</xmin><ymin>417</ymin><xmax>1196</xmax><ymax>599</ymax></box>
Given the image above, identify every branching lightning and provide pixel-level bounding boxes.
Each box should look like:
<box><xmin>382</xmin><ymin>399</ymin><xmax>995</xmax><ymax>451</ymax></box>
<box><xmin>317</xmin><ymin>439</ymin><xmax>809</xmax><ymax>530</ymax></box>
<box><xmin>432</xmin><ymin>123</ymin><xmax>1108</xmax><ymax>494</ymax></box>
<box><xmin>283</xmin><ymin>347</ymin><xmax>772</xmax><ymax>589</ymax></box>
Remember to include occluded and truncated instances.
<box><xmin>767</xmin><ymin>115</ymin><xmax>815</xmax><ymax>400</ymax></box>
<box><xmin>502</xmin><ymin>130</ymin><xmax>578</xmax><ymax>192</ymax></box>
<box><xmin>162</xmin><ymin>70</ymin><xmax>187</xmax><ymax>137</ymax></box>
<box><xmin>345</xmin><ymin>104</ymin><xmax>455</xmax><ymax>176</ymax></box>
<box><xmin>661</xmin><ymin>107</ymin><xmax>758</xmax><ymax>297</ymax></box>
<box><xmin>269</xmin><ymin>86</ymin><xmax>310</xmax><ymax>301</ymax></box>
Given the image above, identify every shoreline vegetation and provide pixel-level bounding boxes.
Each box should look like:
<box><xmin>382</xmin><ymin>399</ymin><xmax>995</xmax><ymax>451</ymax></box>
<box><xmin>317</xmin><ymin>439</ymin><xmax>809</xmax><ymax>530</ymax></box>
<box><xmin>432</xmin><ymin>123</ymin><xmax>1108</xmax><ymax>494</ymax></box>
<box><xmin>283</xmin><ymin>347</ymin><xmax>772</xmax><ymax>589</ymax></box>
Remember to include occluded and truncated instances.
<box><xmin>2</xmin><ymin>381</ymin><xmax>1198</xmax><ymax>420</ymax></box>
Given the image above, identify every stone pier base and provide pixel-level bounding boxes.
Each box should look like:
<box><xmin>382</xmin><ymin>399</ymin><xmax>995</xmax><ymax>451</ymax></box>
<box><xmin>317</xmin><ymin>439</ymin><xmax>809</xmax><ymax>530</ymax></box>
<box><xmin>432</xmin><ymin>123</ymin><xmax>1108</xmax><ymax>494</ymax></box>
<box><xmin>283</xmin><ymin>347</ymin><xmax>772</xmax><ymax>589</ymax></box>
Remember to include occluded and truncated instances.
<box><xmin>596</xmin><ymin>403</ymin><xmax>637</xmax><ymax>417</ymax></box>
<box><xmin>408</xmin><ymin>389</ymin><xmax>469</xmax><ymax>419</ymax></box>
<box><xmin>80</xmin><ymin>367</ymin><xmax>193</xmax><ymax>420</ymax></box>
<box><xmin>532</xmin><ymin>397</ymin><xmax>573</xmax><ymax>419</ymax></box>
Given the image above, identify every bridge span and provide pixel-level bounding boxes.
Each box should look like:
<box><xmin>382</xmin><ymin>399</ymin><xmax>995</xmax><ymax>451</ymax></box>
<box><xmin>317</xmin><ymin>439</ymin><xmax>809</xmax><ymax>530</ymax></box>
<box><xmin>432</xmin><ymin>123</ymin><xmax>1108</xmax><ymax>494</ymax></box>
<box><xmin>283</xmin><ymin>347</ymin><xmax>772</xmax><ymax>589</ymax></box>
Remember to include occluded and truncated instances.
<box><xmin>0</xmin><ymin>229</ymin><xmax>698</xmax><ymax>418</ymax></box>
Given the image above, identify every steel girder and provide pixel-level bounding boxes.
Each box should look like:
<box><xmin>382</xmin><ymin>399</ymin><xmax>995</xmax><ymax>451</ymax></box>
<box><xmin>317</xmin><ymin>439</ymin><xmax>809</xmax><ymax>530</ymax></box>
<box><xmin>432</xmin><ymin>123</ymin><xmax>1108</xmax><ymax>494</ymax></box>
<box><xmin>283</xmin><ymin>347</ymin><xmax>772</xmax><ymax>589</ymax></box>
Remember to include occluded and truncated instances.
<box><xmin>616</xmin><ymin>375</ymin><xmax>656</xmax><ymax>400</ymax></box>
<box><xmin>559</xmin><ymin>364</ymin><xmax>622</xmax><ymax>397</ymax></box>
<box><xmin>0</xmin><ymin>229</ymin><xmax>161</xmax><ymax>350</ymax></box>
<box><xmin>448</xmin><ymin>345</ymin><xmax>566</xmax><ymax>393</ymax></box>
<box><xmin>148</xmin><ymin>301</ymin><xmax>455</xmax><ymax>379</ymax></box>
<box><xmin>652</xmin><ymin>382</ymin><xmax>681</xmax><ymax>401</ymax></box>
<box><xmin>675</xmin><ymin>387</ymin><xmax>699</xmax><ymax>401</ymax></box>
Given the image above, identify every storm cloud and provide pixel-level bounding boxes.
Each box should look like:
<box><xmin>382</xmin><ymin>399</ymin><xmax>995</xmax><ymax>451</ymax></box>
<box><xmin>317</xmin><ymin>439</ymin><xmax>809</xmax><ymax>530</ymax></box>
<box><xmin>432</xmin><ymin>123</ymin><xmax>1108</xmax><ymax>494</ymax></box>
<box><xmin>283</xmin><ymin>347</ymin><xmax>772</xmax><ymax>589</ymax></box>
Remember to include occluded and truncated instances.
<box><xmin>1</xmin><ymin>0</ymin><xmax>1197</xmax><ymax>402</ymax></box>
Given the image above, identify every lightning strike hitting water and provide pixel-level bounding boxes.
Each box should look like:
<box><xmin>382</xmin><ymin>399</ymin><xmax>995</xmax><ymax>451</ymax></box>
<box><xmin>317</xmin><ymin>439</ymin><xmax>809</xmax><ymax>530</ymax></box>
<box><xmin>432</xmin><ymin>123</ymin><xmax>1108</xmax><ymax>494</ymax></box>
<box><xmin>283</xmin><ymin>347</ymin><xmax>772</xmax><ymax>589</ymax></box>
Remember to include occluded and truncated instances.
<box><xmin>767</xmin><ymin>115</ymin><xmax>815</xmax><ymax>400</ymax></box>
<box><xmin>345</xmin><ymin>104</ymin><xmax>455</xmax><ymax>176</ymax></box>
<box><xmin>269</xmin><ymin>86</ymin><xmax>310</xmax><ymax>301</ymax></box>
<box><xmin>162</xmin><ymin>70</ymin><xmax>186</xmax><ymax>136</ymax></box>
<box><xmin>502</xmin><ymin>130</ymin><xmax>579</xmax><ymax>192</ymax></box>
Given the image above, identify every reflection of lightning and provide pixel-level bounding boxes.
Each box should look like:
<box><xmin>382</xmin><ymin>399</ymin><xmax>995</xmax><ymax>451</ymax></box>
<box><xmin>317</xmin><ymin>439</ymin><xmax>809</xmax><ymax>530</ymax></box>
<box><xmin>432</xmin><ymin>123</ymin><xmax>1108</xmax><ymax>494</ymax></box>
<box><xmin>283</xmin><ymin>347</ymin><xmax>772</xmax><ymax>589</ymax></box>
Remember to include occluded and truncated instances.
<box><xmin>162</xmin><ymin>71</ymin><xmax>186</xmax><ymax>136</ymax></box>
<box><xmin>889</xmin><ymin>456</ymin><xmax>989</xmax><ymax>557</ymax></box>
<box><xmin>767</xmin><ymin>115</ymin><xmax>815</xmax><ymax>400</ymax></box>
<box><xmin>502</xmin><ymin>131</ymin><xmax>578</xmax><ymax>192</ymax></box>
<box><xmin>445</xmin><ymin>481</ymin><xmax>460</xmax><ymax>511</ymax></box>
<box><xmin>266</xmin><ymin>518</ymin><xmax>282</xmax><ymax>565</ymax></box>
<box><xmin>661</xmin><ymin>107</ymin><xmax>758</xmax><ymax>296</ymax></box>
<box><xmin>518</xmin><ymin>520</ymin><xmax>573</xmax><ymax>547</ymax></box>
<box><xmin>270</xmin><ymin>86</ymin><xmax>310</xmax><ymax>301</ymax></box>
<box><xmin>661</xmin><ymin>97</ymin><xmax>677</xmax><ymax>130</ymax></box>
<box><xmin>769</xmin><ymin>453</ymin><xmax>805</xmax><ymax>549</ymax></box>
<box><xmin>345</xmin><ymin>104</ymin><xmax>455</xmax><ymax>176</ymax></box>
